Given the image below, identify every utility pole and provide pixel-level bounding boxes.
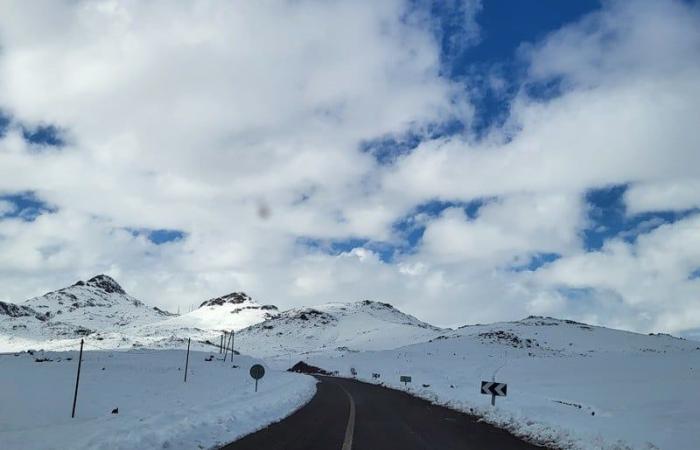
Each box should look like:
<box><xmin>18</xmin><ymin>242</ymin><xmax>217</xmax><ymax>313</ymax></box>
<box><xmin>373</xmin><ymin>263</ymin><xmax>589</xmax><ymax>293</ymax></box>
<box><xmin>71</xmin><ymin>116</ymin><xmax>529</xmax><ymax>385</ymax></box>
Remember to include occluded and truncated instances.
<box><xmin>71</xmin><ymin>339</ymin><xmax>84</xmax><ymax>418</ymax></box>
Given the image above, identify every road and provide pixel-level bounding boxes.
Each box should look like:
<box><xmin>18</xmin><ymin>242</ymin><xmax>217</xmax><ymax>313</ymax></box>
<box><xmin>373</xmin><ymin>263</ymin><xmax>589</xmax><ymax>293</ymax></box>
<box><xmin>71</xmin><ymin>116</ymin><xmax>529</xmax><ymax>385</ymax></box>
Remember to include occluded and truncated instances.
<box><xmin>222</xmin><ymin>376</ymin><xmax>546</xmax><ymax>450</ymax></box>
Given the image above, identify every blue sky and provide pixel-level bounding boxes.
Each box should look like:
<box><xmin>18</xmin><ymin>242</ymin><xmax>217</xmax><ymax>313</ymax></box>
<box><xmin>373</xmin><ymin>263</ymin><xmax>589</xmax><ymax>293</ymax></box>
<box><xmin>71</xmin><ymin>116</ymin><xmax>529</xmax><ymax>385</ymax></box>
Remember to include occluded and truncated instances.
<box><xmin>0</xmin><ymin>0</ymin><xmax>699</xmax><ymax>334</ymax></box>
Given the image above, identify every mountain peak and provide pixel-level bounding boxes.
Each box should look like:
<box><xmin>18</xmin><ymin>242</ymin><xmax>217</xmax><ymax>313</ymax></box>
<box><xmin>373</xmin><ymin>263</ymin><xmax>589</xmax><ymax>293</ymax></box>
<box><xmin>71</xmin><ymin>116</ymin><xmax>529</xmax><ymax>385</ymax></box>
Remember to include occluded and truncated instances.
<box><xmin>84</xmin><ymin>275</ymin><xmax>126</xmax><ymax>295</ymax></box>
<box><xmin>357</xmin><ymin>300</ymin><xmax>395</xmax><ymax>310</ymax></box>
<box><xmin>199</xmin><ymin>292</ymin><xmax>253</xmax><ymax>308</ymax></box>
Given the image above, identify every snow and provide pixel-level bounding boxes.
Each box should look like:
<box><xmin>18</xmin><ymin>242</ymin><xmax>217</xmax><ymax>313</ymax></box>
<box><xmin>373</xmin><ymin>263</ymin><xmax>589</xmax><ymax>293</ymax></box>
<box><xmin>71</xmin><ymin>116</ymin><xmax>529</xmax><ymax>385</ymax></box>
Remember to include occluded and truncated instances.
<box><xmin>235</xmin><ymin>300</ymin><xmax>443</xmax><ymax>358</ymax></box>
<box><xmin>0</xmin><ymin>346</ymin><xmax>316</xmax><ymax>450</ymax></box>
<box><xmin>303</xmin><ymin>317</ymin><xmax>700</xmax><ymax>450</ymax></box>
<box><xmin>3</xmin><ymin>275</ymin><xmax>699</xmax><ymax>449</ymax></box>
<box><xmin>23</xmin><ymin>275</ymin><xmax>171</xmax><ymax>331</ymax></box>
<box><xmin>0</xmin><ymin>279</ymin><xmax>279</xmax><ymax>354</ymax></box>
<box><xmin>158</xmin><ymin>292</ymin><xmax>279</xmax><ymax>333</ymax></box>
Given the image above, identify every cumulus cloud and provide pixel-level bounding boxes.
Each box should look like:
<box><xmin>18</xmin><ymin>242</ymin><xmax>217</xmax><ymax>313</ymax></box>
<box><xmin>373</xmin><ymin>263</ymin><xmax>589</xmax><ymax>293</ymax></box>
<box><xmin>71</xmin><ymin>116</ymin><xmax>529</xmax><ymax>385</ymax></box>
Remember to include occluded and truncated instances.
<box><xmin>534</xmin><ymin>214</ymin><xmax>700</xmax><ymax>333</ymax></box>
<box><xmin>0</xmin><ymin>0</ymin><xmax>699</xmax><ymax>335</ymax></box>
<box><xmin>419</xmin><ymin>193</ymin><xmax>584</xmax><ymax>265</ymax></box>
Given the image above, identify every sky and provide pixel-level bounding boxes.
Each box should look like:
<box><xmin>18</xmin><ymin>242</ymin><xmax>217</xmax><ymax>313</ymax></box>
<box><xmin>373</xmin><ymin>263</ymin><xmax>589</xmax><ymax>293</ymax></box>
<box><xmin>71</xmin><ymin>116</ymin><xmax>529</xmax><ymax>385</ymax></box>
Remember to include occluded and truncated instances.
<box><xmin>1</xmin><ymin>0</ymin><xmax>699</xmax><ymax>335</ymax></box>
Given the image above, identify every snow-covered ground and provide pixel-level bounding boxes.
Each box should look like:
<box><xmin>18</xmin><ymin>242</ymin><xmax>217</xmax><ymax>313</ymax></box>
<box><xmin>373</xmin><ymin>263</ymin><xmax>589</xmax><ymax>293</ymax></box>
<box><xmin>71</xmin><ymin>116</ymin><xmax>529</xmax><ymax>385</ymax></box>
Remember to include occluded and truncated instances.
<box><xmin>305</xmin><ymin>317</ymin><xmax>700</xmax><ymax>450</ymax></box>
<box><xmin>0</xmin><ymin>346</ymin><xmax>316</xmax><ymax>450</ymax></box>
<box><xmin>235</xmin><ymin>300</ymin><xmax>443</xmax><ymax>358</ymax></box>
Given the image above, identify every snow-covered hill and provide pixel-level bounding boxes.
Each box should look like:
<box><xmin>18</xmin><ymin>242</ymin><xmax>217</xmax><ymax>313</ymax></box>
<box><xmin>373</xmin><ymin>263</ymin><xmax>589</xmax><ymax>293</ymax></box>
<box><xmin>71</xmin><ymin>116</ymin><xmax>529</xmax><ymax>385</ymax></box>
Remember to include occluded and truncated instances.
<box><xmin>236</xmin><ymin>300</ymin><xmax>444</xmax><ymax>358</ymax></box>
<box><xmin>305</xmin><ymin>316</ymin><xmax>700</xmax><ymax>450</ymax></box>
<box><xmin>23</xmin><ymin>275</ymin><xmax>173</xmax><ymax>331</ymax></box>
<box><xmin>159</xmin><ymin>292</ymin><xmax>279</xmax><ymax>333</ymax></box>
<box><xmin>0</xmin><ymin>300</ymin><xmax>91</xmax><ymax>350</ymax></box>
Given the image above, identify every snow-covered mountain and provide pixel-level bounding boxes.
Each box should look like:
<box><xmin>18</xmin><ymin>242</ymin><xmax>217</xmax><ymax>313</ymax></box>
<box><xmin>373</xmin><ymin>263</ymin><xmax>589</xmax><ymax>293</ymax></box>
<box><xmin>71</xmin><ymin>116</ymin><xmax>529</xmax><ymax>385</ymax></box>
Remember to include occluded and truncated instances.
<box><xmin>0</xmin><ymin>277</ymin><xmax>285</xmax><ymax>352</ymax></box>
<box><xmin>305</xmin><ymin>316</ymin><xmax>700</xmax><ymax>450</ymax></box>
<box><xmin>0</xmin><ymin>275</ymin><xmax>178</xmax><ymax>351</ymax></box>
<box><xmin>158</xmin><ymin>292</ymin><xmax>279</xmax><ymax>332</ymax></box>
<box><xmin>23</xmin><ymin>275</ymin><xmax>173</xmax><ymax>331</ymax></box>
<box><xmin>235</xmin><ymin>300</ymin><xmax>444</xmax><ymax>357</ymax></box>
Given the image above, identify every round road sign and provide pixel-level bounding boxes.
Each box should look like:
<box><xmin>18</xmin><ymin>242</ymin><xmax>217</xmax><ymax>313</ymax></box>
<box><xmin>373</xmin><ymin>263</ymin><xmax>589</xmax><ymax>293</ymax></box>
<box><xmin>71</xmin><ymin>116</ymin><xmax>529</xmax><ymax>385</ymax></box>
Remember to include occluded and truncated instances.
<box><xmin>250</xmin><ymin>364</ymin><xmax>265</xmax><ymax>380</ymax></box>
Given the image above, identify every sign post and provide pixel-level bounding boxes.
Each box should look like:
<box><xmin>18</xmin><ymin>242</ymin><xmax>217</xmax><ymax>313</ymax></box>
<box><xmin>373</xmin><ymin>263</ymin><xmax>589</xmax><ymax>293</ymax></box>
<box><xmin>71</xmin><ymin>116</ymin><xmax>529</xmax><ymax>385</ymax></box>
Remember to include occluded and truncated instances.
<box><xmin>481</xmin><ymin>381</ymin><xmax>507</xmax><ymax>406</ymax></box>
<box><xmin>400</xmin><ymin>375</ymin><xmax>411</xmax><ymax>388</ymax></box>
<box><xmin>250</xmin><ymin>364</ymin><xmax>265</xmax><ymax>392</ymax></box>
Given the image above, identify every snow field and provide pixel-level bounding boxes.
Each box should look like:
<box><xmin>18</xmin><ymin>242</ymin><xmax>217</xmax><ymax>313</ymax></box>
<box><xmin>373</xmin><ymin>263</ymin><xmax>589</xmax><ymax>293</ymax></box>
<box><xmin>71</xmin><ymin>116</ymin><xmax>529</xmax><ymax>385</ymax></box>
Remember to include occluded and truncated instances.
<box><xmin>0</xmin><ymin>347</ymin><xmax>316</xmax><ymax>450</ymax></box>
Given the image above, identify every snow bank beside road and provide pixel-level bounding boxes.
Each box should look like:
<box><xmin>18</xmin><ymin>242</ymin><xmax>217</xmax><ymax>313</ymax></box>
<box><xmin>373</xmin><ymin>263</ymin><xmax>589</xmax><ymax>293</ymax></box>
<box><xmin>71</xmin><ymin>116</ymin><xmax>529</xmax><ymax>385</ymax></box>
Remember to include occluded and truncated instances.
<box><xmin>0</xmin><ymin>349</ymin><xmax>316</xmax><ymax>450</ymax></box>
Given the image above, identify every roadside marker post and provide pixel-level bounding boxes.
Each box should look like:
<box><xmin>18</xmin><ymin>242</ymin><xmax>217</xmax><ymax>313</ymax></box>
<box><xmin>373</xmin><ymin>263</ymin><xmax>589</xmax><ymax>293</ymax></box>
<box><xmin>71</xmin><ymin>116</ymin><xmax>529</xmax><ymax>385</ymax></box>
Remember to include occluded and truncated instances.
<box><xmin>230</xmin><ymin>330</ymin><xmax>235</xmax><ymax>363</ymax></box>
<box><xmin>481</xmin><ymin>381</ymin><xmax>507</xmax><ymax>406</ymax></box>
<box><xmin>184</xmin><ymin>338</ymin><xmax>191</xmax><ymax>382</ymax></box>
<box><xmin>250</xmin><ymin>364</ymin><xmax>265</xmax><ymax>392</ymax></box>
<box><xmin>71</xmin><ymin>339</ymin><xmax>84</xmax><ymax>418</ymax></box>
<box><xmin>400</xmin><ymin>375</ymin><xmax>411</xmax><ymax>388</ymax></box>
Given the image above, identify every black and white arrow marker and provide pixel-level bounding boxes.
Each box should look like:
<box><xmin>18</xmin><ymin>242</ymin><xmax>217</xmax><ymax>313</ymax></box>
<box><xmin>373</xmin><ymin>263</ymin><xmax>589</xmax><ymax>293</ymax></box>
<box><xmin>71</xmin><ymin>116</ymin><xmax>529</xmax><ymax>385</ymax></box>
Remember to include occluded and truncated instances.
<box><xmin>481</xmin><ymin>381</ymin><xmax>508</xmax><ymax>396</ymax></box>
<box><xmin>481</xmin><ymin>381</ymin><xmax>508</xmax><ymax>405</ymax></box>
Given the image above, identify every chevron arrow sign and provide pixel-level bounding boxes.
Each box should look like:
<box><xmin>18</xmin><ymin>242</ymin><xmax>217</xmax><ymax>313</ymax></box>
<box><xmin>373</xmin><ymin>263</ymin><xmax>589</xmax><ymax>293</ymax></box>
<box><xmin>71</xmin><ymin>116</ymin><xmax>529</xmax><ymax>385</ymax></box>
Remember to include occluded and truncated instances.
<box><xmin>481</xmin><ymin>381</ymin><xmax>507</xmax><ymax>396</ymax></box>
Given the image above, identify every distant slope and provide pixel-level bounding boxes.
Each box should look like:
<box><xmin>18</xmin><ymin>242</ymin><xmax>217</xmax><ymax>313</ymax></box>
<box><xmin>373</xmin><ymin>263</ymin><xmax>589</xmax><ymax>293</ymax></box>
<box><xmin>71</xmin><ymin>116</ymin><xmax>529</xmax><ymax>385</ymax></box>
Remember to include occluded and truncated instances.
<box><xmin>446</xmin><ymin>315</ymin><xmax>696</xmax><ymax>355</ymax></box>
<box><xmin>236</xmin><ymin>300</ymin><xmax>444</xmax><ymax>357</ymax></box>
<box><xmin>159</xmin><ymin>292</ymin><xmax>278</xmax><ymax>332</ymax></box>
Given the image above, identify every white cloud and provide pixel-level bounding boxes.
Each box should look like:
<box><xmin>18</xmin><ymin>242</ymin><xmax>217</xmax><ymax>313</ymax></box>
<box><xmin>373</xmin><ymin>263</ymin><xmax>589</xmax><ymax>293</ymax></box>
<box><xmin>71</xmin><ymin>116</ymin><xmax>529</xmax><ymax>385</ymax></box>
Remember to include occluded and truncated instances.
<box><xmin>534</xmin><ymin>214</ymin><xmax>700</xmax><ymax>332</ymax></box>
<box><xmin>419</xmin><ymin>192</ymin><xmax>584</xmax><ymax>265</ymax></box>
<box><xmin>0</xmin><ymin>0</ymin><xmax>699</xmax><ymax>335</ymax></box>
<box><xmin>625</xmin><ymin>179</ymin><xmax>700</xmax><ymax>214</ymax></box>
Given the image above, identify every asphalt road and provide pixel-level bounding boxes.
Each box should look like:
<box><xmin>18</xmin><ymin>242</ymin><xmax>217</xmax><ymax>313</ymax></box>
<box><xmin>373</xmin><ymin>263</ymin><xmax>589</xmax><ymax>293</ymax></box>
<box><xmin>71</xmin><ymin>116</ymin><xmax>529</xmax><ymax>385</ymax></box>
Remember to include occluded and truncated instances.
<box><xmin>222</xmin><ymin>376</ymin><xmax>546</xmax><ymax>450</ymax></box>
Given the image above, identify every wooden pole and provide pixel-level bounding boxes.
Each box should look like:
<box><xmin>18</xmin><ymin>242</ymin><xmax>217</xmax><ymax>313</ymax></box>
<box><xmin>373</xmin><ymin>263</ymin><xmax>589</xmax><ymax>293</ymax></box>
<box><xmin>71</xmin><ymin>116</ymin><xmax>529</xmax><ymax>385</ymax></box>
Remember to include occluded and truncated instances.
<box><xmin>71</xmin><ymin>339</ymin><xmax>84</xmax><ymax>418</ymax></box>
<box><xmin>229</xmin><ymin>330</ymin><xmax>235</xmax><ymax>362</ymax></box>
<box><xmin>184</xmin><ymin>338</ymin><xmax>191</xmax><ymax>382</ymax></box>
